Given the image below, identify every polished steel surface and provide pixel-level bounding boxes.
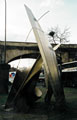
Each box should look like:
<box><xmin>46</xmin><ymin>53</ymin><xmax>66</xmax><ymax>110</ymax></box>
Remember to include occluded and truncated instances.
<box><xmin>25</xmin><ymin>5</ymin><xmax>65</xmax><ymax>104</ymax></box>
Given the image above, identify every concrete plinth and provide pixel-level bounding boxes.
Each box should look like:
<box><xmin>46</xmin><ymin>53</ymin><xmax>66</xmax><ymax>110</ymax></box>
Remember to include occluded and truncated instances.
<box><xmin>0</xmin><ymin>64</ymin><xmax>10</xmax><ymax>94</ymax></box>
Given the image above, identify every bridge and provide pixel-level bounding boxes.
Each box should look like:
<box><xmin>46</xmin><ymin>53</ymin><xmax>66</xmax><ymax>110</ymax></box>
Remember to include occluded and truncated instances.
<box><xmin>0</xmin><ymin>41</ymin><xmax>77</xmax><ymax>63</ymax></box>
<box><xmin>0</xmin><ymin>41</ymin><xmax>39</xmax><ymax>63</ymax></box>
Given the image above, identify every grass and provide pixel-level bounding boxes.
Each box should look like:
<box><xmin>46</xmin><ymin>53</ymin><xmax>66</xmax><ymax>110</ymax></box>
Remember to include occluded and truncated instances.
<box><xmin>0</xmin><ymin>87</ymin><xmax>77</xmax><ymax>120</ymax></box>
<box><xmin>0</xmin><ymin>95</ymin><xmax>8</xmax><ymax>106</ymax></box>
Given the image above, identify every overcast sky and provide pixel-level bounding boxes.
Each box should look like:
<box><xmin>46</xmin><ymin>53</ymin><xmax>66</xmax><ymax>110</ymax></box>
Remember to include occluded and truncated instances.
<box><xmin>0</xmin><ymin>0</ymin><xmax>77</xmax><ymax>44</ymax></box>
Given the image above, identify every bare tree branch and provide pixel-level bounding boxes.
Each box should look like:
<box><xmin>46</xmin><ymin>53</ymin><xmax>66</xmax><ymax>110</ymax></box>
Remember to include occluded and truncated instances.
<box><xmin>48</xmin><ymin>26</ymin><xmax>70</xmax><ymax>44</ymax></box>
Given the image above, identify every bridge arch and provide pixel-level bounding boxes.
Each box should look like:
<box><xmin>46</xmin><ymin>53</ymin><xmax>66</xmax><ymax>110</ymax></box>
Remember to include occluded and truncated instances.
<box><xmin>0</xmin><ymin>41</ymin><xmax>39</xmax><ymax>63</ymax></box>
<box><xmin>8</xmin><ymin>53</ymin><xmax>40</xmax><ymax>63</ymax></box>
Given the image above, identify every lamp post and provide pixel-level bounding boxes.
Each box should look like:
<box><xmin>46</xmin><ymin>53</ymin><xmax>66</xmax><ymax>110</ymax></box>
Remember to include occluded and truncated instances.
<box><xmin>4</xmin><ymin>0</ymin><xmax>6</xmax><ymax>63</ymax></box>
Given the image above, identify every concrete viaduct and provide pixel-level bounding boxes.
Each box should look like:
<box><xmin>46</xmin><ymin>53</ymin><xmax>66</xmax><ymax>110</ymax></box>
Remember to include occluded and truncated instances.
<box><xmin>0</xmin><ymin>41</ymin><xmax>77</xmax><ymax>63</ymax></box>
<box><xmin>0</xmin><ymin>41</ymin><xmax>40</xmax><ymax>63</ymax></box>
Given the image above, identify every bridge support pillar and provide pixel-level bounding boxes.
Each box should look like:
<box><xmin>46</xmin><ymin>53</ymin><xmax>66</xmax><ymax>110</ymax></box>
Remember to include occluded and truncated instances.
<box><xmin>0</xmin><ymin>64</ymin><xmax>10</xmax><ymax>94</ymax></box>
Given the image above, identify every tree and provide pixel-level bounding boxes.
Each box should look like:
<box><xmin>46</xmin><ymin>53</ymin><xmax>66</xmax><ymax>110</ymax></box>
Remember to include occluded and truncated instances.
<box><xmin>48</xmin><ymin>26</ymin><xmax>70</xmax><ymax>44</ymax></box>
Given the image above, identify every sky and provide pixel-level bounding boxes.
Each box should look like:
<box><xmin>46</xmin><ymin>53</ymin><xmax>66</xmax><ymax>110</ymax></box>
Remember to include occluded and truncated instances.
<box><xmin>0</xmin><ymin>0</ymin><xmax>77</xmax><ymax>68</ymax></box>
<box><xmin>0</xmin><ymin>0</ymin><xmax>77</xmax><ymax>44</ymax></box>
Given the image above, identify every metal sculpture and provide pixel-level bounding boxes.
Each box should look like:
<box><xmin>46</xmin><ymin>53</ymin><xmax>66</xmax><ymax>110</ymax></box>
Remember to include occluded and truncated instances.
<box><xmin>5</xmin><ymin>6</ymin><xmax>65</xmax><ymax>112</ymax></box>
